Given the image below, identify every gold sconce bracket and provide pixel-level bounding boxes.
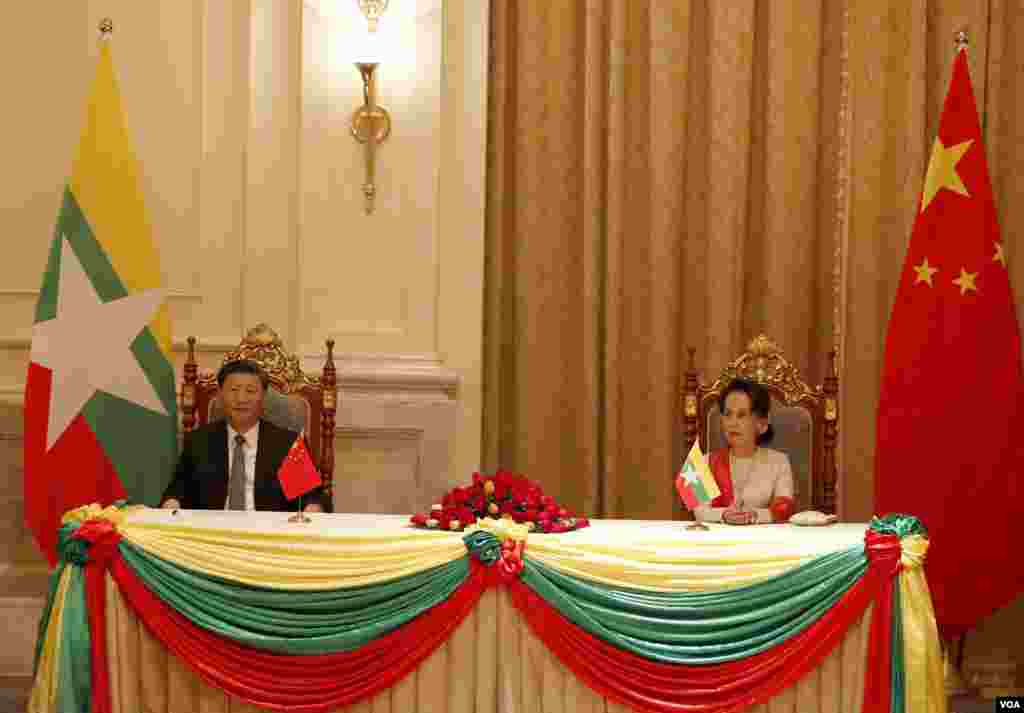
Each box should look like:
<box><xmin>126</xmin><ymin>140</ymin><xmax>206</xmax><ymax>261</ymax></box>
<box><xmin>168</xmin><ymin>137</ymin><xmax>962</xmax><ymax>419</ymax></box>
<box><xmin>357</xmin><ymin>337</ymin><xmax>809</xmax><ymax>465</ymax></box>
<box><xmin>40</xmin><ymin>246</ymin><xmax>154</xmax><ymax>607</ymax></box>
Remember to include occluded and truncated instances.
<box><xmin>350</xmin><ymin>62</ymin><xmax>391</xmax><ymax>214</ymax></box>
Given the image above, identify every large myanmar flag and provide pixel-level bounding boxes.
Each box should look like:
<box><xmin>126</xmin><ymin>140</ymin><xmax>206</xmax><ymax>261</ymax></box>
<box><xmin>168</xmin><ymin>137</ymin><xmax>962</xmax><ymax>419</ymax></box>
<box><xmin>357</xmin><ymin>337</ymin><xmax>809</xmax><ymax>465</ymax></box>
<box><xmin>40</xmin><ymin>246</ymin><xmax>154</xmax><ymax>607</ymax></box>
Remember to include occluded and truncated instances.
<box><xmin>875</xmin><ymin>48</ymin><xmax>1024</xmax><ymax>637</ymax></box>
<box><xmin>24</xmin><ymin>39</ymin><xmax>177</xmax><ymax>565</ymax></box>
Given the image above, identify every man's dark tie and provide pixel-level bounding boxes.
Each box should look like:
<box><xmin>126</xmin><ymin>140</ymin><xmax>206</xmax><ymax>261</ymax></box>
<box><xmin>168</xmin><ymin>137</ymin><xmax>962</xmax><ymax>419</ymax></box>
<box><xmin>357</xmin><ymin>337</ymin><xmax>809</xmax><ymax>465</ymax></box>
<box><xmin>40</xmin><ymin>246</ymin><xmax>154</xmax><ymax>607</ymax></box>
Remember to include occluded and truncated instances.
<box><xmin>228</xmin><ymin>434</ymin><xmax>247</xmax><ymax>511</ymax></box>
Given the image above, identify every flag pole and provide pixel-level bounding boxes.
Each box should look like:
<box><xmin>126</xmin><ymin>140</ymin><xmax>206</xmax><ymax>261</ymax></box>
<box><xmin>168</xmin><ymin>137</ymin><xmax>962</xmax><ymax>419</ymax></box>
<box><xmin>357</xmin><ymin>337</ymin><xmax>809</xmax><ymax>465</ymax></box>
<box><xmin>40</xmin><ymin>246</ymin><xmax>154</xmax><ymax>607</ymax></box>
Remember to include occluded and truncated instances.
<box><xmin>942</xmin><ymin>26</ymin><xmax>974</xmax><ymax>700</ymax></box>
<box><xmin>288</xmin><ymin>496</ymin><xmax>311</xmax><ymax>524</ymax></box>
<box><xmin>287</xmin><ymin>431</ymin><xmax>312</xmax><ymax>523</ymax></box>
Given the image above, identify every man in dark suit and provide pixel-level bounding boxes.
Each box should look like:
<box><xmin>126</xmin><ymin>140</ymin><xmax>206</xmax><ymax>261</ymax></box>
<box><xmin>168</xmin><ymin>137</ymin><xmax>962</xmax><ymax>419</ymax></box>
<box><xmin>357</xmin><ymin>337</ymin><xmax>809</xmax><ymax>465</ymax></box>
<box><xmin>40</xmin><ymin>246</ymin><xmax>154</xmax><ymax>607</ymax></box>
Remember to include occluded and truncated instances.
<box><xmin>161</xmin><ymin>359</ymin><xmax>328</xmax><ymax>512</ymax></box>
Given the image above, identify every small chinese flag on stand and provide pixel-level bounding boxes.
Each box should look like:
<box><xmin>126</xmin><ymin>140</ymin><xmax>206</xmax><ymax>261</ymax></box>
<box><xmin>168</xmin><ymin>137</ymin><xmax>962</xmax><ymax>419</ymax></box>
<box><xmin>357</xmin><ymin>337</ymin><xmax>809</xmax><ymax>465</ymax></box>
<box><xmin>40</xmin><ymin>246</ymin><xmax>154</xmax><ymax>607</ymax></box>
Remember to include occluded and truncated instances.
<box><xmin>675</xmin><ymin>441</ymin><xmax>720</xmax><ymax>511</ymax></box>
<box><xmin>277</xmin><ymin>435</ymin><xmax>322</xmax><ymax>500</ymax></box>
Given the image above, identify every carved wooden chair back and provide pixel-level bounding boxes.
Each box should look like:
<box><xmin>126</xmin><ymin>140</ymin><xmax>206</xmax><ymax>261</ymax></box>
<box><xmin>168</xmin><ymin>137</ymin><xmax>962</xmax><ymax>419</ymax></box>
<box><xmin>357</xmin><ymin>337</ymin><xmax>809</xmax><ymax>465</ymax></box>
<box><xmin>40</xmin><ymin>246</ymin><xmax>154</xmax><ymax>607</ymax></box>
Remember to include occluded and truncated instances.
<box><xmin>180</xmin><ymin>324</ymin><xmax>338</xmax><ymax>501</ymax></box>
<box><xmin>682</xmin><ymin>335</ymin><xmax>839</xmax><ymax>514</ymax></box>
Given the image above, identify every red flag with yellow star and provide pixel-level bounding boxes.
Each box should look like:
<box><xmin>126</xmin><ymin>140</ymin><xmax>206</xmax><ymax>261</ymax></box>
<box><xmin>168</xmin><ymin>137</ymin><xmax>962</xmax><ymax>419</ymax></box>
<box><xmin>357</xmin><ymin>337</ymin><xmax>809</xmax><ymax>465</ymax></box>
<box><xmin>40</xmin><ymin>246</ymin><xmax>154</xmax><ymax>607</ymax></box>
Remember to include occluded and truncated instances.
<box><xmin>276</xmin><ymin>434</ymin><xmax>322</xmax><ymax>501</ymax></box>
<box><xmin>875</xmin><ymin>48</ymin><xmax>1024</xmax><ymax>637</ymax></box>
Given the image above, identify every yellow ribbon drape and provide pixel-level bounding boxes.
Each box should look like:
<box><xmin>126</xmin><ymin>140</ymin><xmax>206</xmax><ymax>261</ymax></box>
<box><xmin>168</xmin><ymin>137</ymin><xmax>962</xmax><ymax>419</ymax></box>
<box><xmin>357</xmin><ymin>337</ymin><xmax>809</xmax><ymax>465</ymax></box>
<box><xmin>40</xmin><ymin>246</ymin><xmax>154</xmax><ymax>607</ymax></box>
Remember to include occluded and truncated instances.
<box><xmin>27</xmin><ymin>567</ymin><xmax>73</xmax><ymax>713</ymax></box>
<box><xmin>526</xmin><ymin>523</ymin><xmax>869</xmax><ymax>591</ymax></box>
<box><xmin>119</xmin><ymin>521</ymin><xmax>468</xmax><ymax>589</ymax></box>
<box><xmin>899</xmin><ymin>535</ymin><xmax>947</xmax><ymax>713</ymax></box>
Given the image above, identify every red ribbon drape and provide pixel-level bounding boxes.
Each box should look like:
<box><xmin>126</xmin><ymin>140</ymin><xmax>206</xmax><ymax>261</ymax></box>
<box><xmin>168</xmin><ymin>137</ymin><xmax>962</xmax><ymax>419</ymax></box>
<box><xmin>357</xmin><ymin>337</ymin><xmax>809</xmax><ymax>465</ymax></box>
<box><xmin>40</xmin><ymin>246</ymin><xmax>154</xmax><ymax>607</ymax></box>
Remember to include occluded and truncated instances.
<box><xmin>507</xmin><ymin>574</ymin><xmax>874</xmax><ymax>713</ymax></box>
<box><xmin>505</xmin><ymin>531</ymin><xmax>905</xmax><ymax>713</ymax></box>
<box><xmin>107</xmin><ymin>555</ymin><xmax>488</xmax><ymax>713</ymax></box>
<box><xmin>72</xmin><ymin>520</ymin><xmax>121</xmax><ymax>713</ymax></box>
<box><xmin>68</xmin><ymin>519</ymin><xmax>904</xmax><ymax>713</ymax></box>
<box><xmin>861</xmin><ymin>531</ymin><xmax>902</xmax><ymax>713</ymax></box>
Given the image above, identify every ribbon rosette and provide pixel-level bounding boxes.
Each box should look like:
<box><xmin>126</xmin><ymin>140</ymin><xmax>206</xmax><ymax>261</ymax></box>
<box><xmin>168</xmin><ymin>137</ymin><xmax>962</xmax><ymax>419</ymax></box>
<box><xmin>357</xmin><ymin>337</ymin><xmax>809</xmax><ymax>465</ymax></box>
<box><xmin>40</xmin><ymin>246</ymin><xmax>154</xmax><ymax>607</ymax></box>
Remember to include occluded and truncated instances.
<box><xmin>463</xmin><ymin>517</ymin><xmax>528</xmax><ymax>582</ymax></box>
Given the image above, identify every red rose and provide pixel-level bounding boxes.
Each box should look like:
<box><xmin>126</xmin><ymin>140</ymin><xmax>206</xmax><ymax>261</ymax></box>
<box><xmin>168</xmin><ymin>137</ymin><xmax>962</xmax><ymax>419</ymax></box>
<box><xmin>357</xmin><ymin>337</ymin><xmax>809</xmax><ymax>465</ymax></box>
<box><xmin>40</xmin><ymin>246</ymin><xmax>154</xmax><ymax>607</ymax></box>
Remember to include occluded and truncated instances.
<box><xmin>540</xmin><ymin>495</ymin><xmax>555</xmax><ymax>508</ymax></box>
<box><xmin>576</xmin><ymin>517</ymin><xmax>590</xmax><ymax>528</ymax></box>
<box><xmin>545</xmin><ymin>503</ymin><xmax>558</xmax><ymax>515</ymax></box>
<box><xmin>558</xmin><ymin>508</ymin><xmax>568</xmax><ymax>518</ymax></box>
<box><xmin>472</xmin><ymin>472</ymin><xmax>483</xmax><ymax>486</ymax></box>
<box><xmin>500</xmin><ymin>501</ymin><xmax>516</xmax><ymax>515</ymax></box>
<box><xmin>550</xmin><ymin>522</ymin><xmax>568</xmax><ymax>533</ymax></box>
<box><xmin>458</xmin><ymin>507</ymin><xmax>476</xmax><ymax>525</ymax></box>
<box><xmin>525</xmin><ymin>508</ymin><xmax>539</xmax><ymax>522</ymax></box>
<box><xmin>411</xmin><ymin>513</ymin><xmax>428</xmax><ymax>526</ymax></box>
<box><xmin>430</xmin><ymin>507</ymin><xmax>443</xmax><ymax>520</ymax></box>
<box><xmin>442</xmin><ymin>493</ymin><xmax>456</xmax><ymax>508</ymax></box>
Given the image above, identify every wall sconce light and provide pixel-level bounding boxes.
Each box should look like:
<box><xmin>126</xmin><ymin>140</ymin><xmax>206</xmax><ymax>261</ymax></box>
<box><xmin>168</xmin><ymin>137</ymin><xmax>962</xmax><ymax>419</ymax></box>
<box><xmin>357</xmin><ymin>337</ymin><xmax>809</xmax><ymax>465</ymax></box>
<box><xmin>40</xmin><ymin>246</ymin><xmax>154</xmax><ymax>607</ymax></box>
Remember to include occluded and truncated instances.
<box><xmin>351</xmin><ymin>1</ymin><xmax>391</xmax><ymax>214</ymax></box>
<box><xmin>356</xmin><ymin>0</ymin><xmax>389</xmax><ymax>32</ymax></box>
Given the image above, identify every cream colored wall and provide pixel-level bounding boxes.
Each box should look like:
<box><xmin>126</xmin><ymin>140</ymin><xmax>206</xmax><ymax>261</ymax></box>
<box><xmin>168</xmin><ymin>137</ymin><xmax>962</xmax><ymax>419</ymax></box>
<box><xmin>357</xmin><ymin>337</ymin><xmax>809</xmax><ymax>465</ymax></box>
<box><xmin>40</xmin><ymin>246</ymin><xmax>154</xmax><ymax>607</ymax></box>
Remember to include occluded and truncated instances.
<box><xmin>0</xmin><ymin>0</ymin><xmax>486</xmax><ymax>675</ymax></box>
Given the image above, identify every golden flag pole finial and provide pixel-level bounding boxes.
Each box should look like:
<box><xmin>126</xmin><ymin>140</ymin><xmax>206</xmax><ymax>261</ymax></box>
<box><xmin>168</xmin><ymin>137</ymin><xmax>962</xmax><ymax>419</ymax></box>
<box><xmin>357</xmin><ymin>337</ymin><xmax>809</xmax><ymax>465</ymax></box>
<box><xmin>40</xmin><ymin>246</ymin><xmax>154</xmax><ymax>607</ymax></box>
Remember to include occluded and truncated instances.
<box><xmin>98</xmin><ymin>18</ymin><xmax>113</xmax><ymax>39</ymax></box>
<box><xmin>955</xmin><ymin>29</ymin><xmax>968</xmax><ymax>51</ymax></box>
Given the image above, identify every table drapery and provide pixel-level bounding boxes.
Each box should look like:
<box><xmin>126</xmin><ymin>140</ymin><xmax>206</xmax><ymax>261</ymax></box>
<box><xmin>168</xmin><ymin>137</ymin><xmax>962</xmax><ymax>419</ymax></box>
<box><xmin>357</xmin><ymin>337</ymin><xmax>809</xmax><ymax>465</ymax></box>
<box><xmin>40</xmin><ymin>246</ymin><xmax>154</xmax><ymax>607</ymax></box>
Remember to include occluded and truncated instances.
<box><xmin>29</xmin><ymin>508</ymin><xmax>946</xmax><ymax>713</ymax></box>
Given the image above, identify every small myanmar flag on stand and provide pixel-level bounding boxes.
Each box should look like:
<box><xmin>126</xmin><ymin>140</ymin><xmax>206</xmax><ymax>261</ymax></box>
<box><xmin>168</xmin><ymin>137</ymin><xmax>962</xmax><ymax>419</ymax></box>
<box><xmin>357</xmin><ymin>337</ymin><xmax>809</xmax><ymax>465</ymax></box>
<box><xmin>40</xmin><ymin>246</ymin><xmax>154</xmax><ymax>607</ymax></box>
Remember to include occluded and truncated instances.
<box><xmin>675</xmin><ymin>441</ymin><xmax>720</xmax><ymax>511</ymax></box>
<box><xmin>23</xmin><ymin>37</ymin><xmax>178</xmax><ymax>565</ymax></box>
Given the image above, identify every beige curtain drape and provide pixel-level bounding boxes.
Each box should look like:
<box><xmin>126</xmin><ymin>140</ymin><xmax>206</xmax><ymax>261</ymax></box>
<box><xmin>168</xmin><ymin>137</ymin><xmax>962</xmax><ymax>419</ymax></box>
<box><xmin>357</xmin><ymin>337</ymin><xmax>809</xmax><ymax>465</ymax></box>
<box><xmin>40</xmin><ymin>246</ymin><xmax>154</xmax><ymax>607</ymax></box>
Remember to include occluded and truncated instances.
<box><xmin>483</xmin><ymin>1</ymin><xmax>1024</xmax><ymax>526</ymax></box>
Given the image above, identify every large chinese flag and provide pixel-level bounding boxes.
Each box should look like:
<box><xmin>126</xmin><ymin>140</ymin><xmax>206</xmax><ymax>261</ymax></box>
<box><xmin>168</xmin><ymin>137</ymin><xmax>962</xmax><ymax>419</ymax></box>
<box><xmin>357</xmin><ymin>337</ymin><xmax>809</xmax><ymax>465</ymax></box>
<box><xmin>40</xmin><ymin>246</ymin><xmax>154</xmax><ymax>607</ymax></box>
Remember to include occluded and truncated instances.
<box><xmin>875</xmin><ymin>48</ymin><xmax>1024</xmax><ymax>637</ymax></box>
<box><xmin>23</xmin><ymin>39</ymin><xmax>177</xmax><ymax>565</ymax></box>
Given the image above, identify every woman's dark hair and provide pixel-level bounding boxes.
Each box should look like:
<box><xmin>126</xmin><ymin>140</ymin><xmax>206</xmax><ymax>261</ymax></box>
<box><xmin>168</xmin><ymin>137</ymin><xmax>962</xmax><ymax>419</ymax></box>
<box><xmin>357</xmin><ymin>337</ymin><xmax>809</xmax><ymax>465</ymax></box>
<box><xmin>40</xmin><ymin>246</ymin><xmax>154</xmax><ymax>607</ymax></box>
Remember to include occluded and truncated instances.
<box><xmin>216</xmin><ymin>359</ymin><xmax>269</xmax><ymax>390</ymax></box>
<box><xmin>718</xmin><ymin>378</ymin><xmax>774</xmax><ymax>445</ymax></box>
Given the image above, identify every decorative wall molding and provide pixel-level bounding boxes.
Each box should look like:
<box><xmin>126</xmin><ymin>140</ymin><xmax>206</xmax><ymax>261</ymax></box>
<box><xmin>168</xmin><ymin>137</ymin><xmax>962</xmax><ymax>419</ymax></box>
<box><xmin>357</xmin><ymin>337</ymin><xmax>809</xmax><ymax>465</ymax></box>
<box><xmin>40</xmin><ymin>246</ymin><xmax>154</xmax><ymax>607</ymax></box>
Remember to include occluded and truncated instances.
<box><xmin>0</xmin><ymin>386</ymin><xmax>25</xmax><ymax>407</ymax></box>
<box><xmin>0</xmin><ymin>335</ymin><xmax>240</xmax><ymax>352</ymax></box>
<box><xmin>0</xmin><ymin>349</ymin><xmax>460</xmax><ymax>404</ymax></box>
<box><xmin>170</xmin><ymin>337</ymin><xmax>245</xmax><ymax>353</ymax></box>
<box><xmin>335</xmin><ymin>426</ymin><xmax>424</xmax><ymax>441</ymax></box>
<box><xmin>0</xmin><ymin>337</ymin><xmax>30</xmax><ymax>349</ymax></box>
<box><xmin>305</xmin><ymin>353</ymin><xmax>459</xmax><ymax>397</ymax></box>
<box><xmin>964</xmin><ymin>660</ymin><xmax>1021</xmax><ymax>696</ymax></box>
<box><xmin>0</xmin><ymin>288</ymin><xmax>204</xmax><ymax>300</ymax></box>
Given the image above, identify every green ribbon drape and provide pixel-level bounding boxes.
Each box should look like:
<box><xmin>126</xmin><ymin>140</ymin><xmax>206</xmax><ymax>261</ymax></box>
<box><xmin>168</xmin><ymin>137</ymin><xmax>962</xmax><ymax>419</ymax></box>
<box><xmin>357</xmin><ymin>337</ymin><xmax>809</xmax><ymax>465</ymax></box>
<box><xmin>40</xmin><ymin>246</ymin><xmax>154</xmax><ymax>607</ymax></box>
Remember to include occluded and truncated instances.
<box><xmin>519</xmin><ymin>545</ymin><xmax>868</xmax><ymax>664</ymax></box>
<box><xmin>119</xmin><ymin>542</ymin><xmax>471</xmax><ymax>655</ymax></box>
<box><xmin>56</xmin><ymin>567</ymin><xmax>91</xmax><ymax>713</ymax></box>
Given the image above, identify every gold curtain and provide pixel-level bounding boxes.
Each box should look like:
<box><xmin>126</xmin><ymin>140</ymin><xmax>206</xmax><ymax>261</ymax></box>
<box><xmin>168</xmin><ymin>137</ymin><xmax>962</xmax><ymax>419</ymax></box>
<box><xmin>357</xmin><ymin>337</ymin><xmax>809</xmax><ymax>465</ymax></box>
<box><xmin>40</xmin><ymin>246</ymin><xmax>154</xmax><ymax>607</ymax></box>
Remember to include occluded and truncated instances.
<box><xmin>483</xmin><ymin>0</ymin><xmax>1024</xmax><ymax>525</ymax></box>
<box><xmin>484</xmin><ymin>0</ymin><xmax>843</xmax><ymax>521</ymax></box>
<box><xmin>483</xmin><ymin>0</ymin><xmax>1024</xmax><ymax>674</ymax></box>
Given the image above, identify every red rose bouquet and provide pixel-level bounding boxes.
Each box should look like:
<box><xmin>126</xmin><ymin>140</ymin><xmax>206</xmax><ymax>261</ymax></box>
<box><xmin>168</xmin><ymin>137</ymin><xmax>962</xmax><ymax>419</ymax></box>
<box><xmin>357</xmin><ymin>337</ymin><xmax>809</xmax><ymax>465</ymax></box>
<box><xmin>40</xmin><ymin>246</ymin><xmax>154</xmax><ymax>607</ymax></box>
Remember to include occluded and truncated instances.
<box><xmin>410</xmin><ymin>470</ymin><xmax>589</xmax><ymax>533</ymax></box>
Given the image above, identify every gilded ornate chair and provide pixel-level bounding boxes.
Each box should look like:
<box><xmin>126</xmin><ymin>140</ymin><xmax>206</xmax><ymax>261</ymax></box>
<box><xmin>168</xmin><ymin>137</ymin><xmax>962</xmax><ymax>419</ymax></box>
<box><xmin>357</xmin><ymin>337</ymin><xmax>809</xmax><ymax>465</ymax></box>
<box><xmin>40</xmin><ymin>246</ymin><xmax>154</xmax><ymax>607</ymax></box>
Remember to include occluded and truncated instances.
<box><xmin>681</xmin><ymin>335</ymin><xmax>839</xmax><ymax>515</ymax></box>
<box><xmin>180</xmin><ymin>324</ymin><xmax>338</xmax><ymax>502</ymax></box>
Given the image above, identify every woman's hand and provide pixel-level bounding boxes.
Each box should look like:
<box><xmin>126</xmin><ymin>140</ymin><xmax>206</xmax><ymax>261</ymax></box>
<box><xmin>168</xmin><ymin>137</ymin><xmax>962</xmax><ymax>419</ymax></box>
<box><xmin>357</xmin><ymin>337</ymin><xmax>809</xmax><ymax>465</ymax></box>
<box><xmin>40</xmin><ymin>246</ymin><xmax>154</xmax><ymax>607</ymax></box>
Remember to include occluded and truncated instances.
<box><xmin>722</xmin><ymin>508</ymin><xmax>758</xmax><ymax>526</ymax></box>
<box><xmin>769</xmin><ymin>496</ymin><xmax>796</xmax><ymax>523</ymax></box>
